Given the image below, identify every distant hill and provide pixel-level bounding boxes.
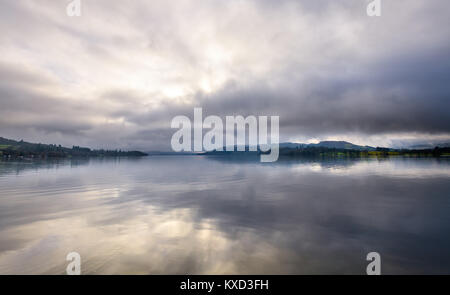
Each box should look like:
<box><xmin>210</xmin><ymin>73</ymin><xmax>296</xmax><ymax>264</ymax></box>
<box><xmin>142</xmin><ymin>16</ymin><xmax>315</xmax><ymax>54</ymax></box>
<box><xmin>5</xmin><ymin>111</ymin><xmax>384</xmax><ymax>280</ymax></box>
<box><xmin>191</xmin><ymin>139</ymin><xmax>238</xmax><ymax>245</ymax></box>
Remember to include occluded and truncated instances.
<box><xmin>0</xmin><ymin>137</ymin><xmax>147</xmax><ymax>159</ymax></box>
<box><xmin>408</xmin><ymin>142</ymin><xmax>450</xmax><ymax>149</ymax></box>
<box><xmin>202</xmin><ymin>140</ymin><xmax>450</xmax><ymax>158</ymax></box>
<box><xmin>206</xmin><ymin>141</ymin><xmax>376</xmax><ymax>152</ymax></box>
<box><xmin>310</xmin><ymin>141</ymin><xmax>376</xmax><ymax>151</ymax></box>
<box><xmin>280</xmin><ymin>141</ymin><xmax>376</xmax><ymax>151</ymax></box>
<box><xmin>279</xmin><ymin>142</ymin><xmax>308</xmax><ymax>149</ymax></box>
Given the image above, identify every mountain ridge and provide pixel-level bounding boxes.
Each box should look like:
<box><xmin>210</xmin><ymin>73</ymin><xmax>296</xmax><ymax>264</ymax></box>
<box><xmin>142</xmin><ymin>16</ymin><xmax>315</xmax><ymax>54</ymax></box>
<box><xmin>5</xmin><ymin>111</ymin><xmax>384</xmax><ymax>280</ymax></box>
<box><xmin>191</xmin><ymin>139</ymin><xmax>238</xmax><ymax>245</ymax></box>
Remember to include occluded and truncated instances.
<box><xmin>280</xmin><ymin>141</ymin><xmax>376</xmax><ymax>151</ymax></box>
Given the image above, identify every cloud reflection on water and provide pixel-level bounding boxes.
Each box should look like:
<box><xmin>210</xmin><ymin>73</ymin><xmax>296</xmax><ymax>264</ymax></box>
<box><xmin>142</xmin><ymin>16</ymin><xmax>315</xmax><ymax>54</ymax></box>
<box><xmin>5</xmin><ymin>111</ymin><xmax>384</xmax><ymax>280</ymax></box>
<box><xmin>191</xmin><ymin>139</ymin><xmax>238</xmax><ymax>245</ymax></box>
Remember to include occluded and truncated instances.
<box><xmin>0</xmin><ymin>156</ymin><xmax>449</xmax><ymax>274</ymax></box>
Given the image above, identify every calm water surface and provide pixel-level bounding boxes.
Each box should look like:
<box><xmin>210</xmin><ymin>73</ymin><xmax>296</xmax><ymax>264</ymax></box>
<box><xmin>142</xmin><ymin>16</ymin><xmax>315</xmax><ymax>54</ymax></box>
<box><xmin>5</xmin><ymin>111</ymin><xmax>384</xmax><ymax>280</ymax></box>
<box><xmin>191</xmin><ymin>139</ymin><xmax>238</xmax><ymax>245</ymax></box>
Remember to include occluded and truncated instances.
<box><xmin>0</xmin><ymin>156</ymin><xmax>449</xmax><ymax>274</ymax></box>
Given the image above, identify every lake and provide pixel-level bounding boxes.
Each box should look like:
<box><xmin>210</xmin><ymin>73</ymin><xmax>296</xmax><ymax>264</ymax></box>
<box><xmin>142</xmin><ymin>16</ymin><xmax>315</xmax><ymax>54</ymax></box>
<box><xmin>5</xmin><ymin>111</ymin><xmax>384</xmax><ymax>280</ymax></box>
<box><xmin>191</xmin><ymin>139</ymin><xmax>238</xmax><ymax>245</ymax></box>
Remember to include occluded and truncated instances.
<box><xmin>0</xmin><ymin>156</ymin><xmax>449</xmax><ymax>274</ymax></box>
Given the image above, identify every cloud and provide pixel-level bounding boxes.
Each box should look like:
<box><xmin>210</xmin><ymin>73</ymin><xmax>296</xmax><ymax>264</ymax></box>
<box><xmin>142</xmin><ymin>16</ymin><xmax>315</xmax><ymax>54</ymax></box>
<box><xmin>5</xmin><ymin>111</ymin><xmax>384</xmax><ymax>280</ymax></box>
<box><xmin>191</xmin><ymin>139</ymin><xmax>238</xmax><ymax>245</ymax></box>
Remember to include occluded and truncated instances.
<box><xmin>0</xmin><ymin>0</ymin><xmax>449</xmax><ymax>150</ymax></box>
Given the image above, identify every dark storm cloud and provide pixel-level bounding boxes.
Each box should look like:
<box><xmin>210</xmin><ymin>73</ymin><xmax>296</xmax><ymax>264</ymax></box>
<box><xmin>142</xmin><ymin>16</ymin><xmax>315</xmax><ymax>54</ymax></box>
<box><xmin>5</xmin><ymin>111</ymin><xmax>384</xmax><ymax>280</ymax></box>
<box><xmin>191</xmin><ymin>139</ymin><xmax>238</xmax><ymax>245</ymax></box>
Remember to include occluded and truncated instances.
<box><xmin>121</xmin><ymin>42</ymin><xmax>450</xmax><ymax>138</ymax></box>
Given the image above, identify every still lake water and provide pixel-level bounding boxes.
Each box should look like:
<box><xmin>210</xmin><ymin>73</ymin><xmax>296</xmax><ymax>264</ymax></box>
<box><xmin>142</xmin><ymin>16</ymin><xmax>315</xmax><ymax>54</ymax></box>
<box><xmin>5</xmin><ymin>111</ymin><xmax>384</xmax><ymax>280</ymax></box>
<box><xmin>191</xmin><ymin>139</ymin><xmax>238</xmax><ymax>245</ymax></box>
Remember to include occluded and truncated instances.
<box><xmin>0</xmin><ymin>156</ymin><xmax>449</xmax><ymax>274</ymax></box>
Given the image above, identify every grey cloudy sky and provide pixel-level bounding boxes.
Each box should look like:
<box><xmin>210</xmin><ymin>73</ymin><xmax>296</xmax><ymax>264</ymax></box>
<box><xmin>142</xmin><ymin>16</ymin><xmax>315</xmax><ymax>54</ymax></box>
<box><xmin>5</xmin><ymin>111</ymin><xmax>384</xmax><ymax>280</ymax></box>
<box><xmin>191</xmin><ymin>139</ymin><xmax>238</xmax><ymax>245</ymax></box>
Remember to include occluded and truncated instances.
<box><xmin>0</xmin><ymin>0</ymin><xmax>449</xmax><ymax>150</ymax></box>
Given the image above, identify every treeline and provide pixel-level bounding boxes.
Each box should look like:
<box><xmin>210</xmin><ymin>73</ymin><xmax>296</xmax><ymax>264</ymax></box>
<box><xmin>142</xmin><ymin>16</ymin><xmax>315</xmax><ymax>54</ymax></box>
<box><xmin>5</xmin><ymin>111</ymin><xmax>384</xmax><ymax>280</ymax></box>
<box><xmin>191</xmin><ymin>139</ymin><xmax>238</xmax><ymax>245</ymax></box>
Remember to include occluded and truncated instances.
<box><xmin>278</xmin><ymin>146</ymin><xmax>450</xmax><ymax>158</ymax></box>
<box><xmin>204</xmin><ymin>145</ymin><xmax>450</xmax><ymax>158</ymax></box>
<box><xmin>0</xmin><ymin>137</ymin><xmax>147</xmax><ymax>159</ymax></box>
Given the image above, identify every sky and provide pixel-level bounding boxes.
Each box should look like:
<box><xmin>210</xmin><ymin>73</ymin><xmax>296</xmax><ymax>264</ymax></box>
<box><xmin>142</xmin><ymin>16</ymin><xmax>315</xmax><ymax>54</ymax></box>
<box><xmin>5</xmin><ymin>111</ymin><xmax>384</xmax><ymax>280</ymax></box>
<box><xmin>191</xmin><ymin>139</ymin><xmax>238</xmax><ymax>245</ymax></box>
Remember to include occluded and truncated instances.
<box><xmin>0</xmin><ymin>0</ymin><xmax>449</xmax><ymax>151</ymax></box>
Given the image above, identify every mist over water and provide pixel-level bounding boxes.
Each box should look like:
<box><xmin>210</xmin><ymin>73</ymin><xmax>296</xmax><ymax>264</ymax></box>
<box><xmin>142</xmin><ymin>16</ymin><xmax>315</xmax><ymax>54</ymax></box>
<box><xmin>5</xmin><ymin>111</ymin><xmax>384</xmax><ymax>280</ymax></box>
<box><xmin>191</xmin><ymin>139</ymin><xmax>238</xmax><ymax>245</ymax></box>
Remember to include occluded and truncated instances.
<box><xmin>0</xmin><ymin>156</ymin><xmax>449</xmax><ymax>274</ymax></box>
